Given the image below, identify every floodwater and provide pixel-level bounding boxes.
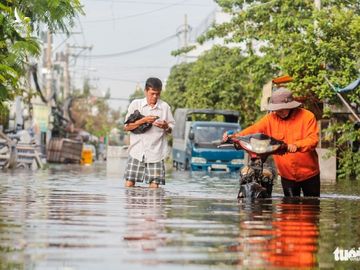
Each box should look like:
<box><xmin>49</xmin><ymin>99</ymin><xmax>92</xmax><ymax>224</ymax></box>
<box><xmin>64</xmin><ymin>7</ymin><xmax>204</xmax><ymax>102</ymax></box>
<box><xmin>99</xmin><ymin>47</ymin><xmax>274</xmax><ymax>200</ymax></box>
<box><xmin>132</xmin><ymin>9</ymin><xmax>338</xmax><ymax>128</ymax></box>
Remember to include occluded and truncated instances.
<box><xmin>1</xmin><ymin>161</ymin><xmax>360</xmax><ymax>270</ymax></box>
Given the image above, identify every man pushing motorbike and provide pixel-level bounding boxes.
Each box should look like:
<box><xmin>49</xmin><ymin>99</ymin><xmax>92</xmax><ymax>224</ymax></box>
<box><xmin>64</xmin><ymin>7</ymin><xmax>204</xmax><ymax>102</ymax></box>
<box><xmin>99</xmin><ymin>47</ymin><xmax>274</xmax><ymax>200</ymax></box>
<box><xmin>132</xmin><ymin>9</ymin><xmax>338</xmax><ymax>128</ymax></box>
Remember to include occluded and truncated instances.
<box><xmin>223</xmin><ymin>87</ymin><xmax>320</xmax><ymax>197</ymax></box>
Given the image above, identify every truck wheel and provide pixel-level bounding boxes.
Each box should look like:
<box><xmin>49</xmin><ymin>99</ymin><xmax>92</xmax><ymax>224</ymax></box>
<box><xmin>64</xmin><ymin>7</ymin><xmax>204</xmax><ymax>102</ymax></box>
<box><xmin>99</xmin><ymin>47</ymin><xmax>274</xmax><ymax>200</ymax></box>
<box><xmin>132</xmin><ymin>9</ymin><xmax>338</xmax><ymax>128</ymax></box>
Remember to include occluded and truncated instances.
<box><xmin>179</xmin><ymin>162</ymin><xmax>185</xmax><ymax>171</ymax></box>
<box><xmin>184</xmin><ymin>159</ymin><xmax>189</xmax><ymax>170</ymax></box>
<box><xmin>173</xmin><ymin>161</ymin><xmax>179</xmax><ymax>170</ymax></box>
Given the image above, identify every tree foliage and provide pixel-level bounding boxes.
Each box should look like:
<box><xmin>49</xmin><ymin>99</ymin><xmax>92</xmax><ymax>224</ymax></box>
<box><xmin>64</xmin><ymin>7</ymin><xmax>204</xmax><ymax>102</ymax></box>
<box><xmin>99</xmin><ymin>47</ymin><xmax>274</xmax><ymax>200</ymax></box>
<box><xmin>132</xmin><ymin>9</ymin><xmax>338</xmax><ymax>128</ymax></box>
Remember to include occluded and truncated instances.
<box><xmin>0</xmin><ymin>0</ymin><xmax>83</xmax><ymax>105</ymax></box>
<box><xmin>166</xmin><ymin>0</ymin><xmax>360</xmax><ymax>178</ymax></box>
<box><xmin>162</xmin><ymin>62</ymin><xmax>194</xmax><ymax>111</ymax></box>
<box><xmin>7</xmin><ymin>0</ymin><xmax>83</xmax><ymax>33</ymax></box>
<box><xmin>128</xmin><ymin>84</ymin><xmax>144</xmax><ymax>104</ymax></box>
<box><xmin>203</xmin><ymin>1</ymin><xmax>360</xmax><ymax>97</ymax></box>
<box><xmin>165</xmin><ymin>46</ymin><xmax>274</xmax><ymax>126</ymax></box>
<box><xmin>70</xmin><ymin>83</ymin><xmax>121</xmax><ymax>138</ymax></box>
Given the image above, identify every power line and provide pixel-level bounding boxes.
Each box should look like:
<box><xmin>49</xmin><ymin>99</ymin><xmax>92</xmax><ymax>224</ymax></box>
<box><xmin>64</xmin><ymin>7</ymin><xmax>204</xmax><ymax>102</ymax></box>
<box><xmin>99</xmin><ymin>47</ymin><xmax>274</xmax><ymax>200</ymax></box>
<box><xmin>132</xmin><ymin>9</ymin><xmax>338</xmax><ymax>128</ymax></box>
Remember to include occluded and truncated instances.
<box><xmin>78</xmin><ymin>65</ymin><xmax>171</xmax><ymax>69</ymax></box>
<box><xmin>70</xmin><ymin>65</ymin><xmax>170</xmax><ymax>72</ymax></box>
<box><xmin>97</xmin><ymin>77</ymin><xmax>143</xmax><ymax>83</ymax></box>
<box><xmin>83</xmin><ymin>0</ymin><xmax>187</xmax><ymax>23</ymax></box>
<box><xmin>86</xmin><ymin>0</ymin><xmax>209</xmax><ymax>5</ymax></box>
<box><xmin>102</xmin><ymin>97</ymin><xmax>130</xmax><ymax>101</ymax></box>
<box><xmin>79</xmin><ymin>33</ymin><xmax>179</xmax><ymax>58</ymax></box>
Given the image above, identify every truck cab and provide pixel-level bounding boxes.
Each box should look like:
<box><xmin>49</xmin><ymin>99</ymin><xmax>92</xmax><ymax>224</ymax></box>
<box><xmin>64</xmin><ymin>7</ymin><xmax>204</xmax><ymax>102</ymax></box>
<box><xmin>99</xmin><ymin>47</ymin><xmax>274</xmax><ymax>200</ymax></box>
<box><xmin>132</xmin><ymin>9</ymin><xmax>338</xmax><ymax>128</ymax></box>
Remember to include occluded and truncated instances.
<box><xmin>172</xmin><ymin>109</ymin><xmax>245</xmax><ymax>173</ymax></box>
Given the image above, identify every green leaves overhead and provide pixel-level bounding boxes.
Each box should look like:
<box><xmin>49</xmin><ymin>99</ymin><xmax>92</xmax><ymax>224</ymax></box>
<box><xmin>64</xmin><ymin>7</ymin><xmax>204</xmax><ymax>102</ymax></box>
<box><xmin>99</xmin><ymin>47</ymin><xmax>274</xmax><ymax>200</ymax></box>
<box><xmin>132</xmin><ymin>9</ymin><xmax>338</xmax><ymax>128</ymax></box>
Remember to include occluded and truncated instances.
<box><xmin>3</xmin><ymin>0</ymin><xmax>84</xmax><ymax>33</ymax></box>
<box><xmin>165</xmin><ymin>0</ymin><xmax>360</xmax><ymax>178</ymax></box>
<box><xmin>162</xmin><ymin>62</ymin><xmax>194</xmax><ymax>110</ymax></box>
<box><xmin>0</xmin><ymin>0</ymin><xmax>83</xmax><ymax>105</ymax></box>
<box><xmin>164</xmin><ymin>46</ymin><xmax>274</xmax><ymax>126</ymax></box>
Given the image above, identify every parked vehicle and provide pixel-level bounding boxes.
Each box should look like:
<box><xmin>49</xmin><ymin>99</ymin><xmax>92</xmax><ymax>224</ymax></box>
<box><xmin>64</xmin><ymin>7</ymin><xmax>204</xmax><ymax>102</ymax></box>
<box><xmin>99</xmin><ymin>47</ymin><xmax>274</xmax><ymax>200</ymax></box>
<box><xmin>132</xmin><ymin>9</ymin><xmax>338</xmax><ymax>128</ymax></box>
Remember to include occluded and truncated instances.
<box><xmin>0</xmin><ymin>131</ymin><xmax>17</xmax><ymax>169</ymax></box>
<box><xmin>172</xmin><ymin>109</ymin><xmax>245</xmax><ymax>173</ymax></box>
<box><xmin>221</xmin><ymin>133</ymin><xmax>286</xmax><ymax>199</ymax></box>
<box><xmin>0</xmin><ymin>129</ymin><xmax>44</xmax><ymax>169</ymax></box>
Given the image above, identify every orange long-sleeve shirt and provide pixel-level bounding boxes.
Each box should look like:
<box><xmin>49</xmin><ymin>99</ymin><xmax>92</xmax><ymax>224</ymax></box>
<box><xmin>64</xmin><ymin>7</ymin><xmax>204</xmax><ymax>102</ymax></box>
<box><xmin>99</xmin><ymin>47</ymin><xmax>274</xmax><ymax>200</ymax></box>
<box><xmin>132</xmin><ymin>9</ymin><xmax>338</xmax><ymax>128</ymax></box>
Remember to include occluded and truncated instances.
<box><xmin>236</xmin><ymin>108</ymin><xmax>320</xmax><ymax>181</ymax></box>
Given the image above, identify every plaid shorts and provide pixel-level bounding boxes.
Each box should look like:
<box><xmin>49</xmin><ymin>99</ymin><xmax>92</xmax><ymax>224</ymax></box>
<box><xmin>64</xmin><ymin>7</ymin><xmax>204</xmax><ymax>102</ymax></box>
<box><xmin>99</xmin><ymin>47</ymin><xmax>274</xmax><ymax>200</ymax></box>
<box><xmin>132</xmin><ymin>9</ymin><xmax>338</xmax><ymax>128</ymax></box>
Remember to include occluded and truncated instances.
<box><xmin>124</xmin><ymin>156</ymin><xmax>165</xmax><ymax>185</ymax></box>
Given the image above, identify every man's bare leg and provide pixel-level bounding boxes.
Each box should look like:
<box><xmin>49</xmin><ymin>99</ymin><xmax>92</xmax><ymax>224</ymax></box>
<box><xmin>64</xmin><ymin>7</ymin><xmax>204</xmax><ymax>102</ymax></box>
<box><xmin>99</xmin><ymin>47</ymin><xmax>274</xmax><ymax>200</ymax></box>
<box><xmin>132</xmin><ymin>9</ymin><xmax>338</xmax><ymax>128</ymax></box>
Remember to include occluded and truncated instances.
<box><xmin>125</xmin><ymin>180</ymin><xmax>135</xmax><ymax>187</ymax></box>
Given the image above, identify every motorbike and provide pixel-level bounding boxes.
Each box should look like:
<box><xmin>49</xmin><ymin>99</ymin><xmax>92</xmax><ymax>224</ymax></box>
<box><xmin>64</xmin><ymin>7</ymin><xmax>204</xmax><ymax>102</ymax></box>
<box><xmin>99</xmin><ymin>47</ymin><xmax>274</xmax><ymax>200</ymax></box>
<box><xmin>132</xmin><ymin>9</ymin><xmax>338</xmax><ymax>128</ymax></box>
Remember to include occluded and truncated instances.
<box><xmin>220</xmin><ymin>133</ymin><xmax>286</xmax><ymax>199</ymax></box>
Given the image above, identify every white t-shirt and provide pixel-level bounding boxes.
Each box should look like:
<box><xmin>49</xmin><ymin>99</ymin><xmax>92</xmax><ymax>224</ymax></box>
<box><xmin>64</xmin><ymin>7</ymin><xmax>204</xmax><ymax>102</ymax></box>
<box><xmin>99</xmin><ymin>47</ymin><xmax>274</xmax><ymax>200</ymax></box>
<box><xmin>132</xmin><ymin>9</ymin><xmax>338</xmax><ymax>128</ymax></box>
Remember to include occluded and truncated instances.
<box><xmin>125</xmin><ymin>98</ymin><xmax>175</xmax><ymax>163</ymax></box>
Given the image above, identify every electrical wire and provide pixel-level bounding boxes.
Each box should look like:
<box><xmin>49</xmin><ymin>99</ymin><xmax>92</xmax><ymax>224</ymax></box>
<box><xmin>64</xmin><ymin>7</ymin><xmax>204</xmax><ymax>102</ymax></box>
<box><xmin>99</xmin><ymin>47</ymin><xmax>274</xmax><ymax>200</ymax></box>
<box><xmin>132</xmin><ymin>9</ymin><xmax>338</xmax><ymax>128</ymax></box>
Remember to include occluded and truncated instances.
<box><xmin>79</xmin><ymin>33</ymin><xmax>179</xmax><ymax>58</ymax></box>
<box><xmin>86</xmin><ymin>0</ymin><xmax>208</xmax><ymax>6</ymax></box>
<box><xmin>83</xmin><ymin>0</ymin><xmax>187</xmax><ymax>23</ymax></box>
<box><xmin>95</xmin><ymin>77</ymin><xmax>143</xmax><ymax>83</ymax></box>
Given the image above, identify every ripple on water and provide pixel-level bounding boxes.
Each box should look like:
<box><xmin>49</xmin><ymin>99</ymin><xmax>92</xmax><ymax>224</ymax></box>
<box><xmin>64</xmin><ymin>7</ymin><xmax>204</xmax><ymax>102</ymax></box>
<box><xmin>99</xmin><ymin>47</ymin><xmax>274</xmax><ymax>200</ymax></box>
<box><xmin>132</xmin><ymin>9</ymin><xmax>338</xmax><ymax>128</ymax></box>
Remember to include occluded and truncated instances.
<box><xmin>0</xmin><ymin>163</ymin><xmax>360</xmax><ymax>269</ymax></box>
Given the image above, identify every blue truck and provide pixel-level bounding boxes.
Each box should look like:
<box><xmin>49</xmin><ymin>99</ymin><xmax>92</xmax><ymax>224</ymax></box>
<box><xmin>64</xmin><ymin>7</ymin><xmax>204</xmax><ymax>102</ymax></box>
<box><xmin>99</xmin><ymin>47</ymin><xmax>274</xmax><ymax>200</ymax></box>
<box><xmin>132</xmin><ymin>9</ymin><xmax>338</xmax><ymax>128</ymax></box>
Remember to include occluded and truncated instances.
<box><xmin>172</xmin><ymin>109</ymin><xmax>245</xmax><ymax>172</ymax></box>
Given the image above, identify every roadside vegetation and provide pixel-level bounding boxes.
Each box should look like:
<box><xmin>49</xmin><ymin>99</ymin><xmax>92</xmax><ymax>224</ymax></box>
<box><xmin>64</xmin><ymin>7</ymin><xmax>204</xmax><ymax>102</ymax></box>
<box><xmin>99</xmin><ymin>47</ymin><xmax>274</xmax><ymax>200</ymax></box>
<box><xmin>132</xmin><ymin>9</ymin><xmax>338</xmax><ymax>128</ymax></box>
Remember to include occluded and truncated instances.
<box><xmin>70</xmin><ymin>79</ymin><xmax>120</xmax><ymax>139</ymax></box>
<box><xmin>0</xmin><ymin>0</ymin><xmax>83</xmax><ymax>103</ymax></box>
<box><xmin>1</xmin><ymin>1</ymin><xmax>360</xmax><ymax>178</ymax></box>
<box><xmin>164</xmin><ymin>0</ymin><xmax>360</xmax><ymax>179</ymax></box>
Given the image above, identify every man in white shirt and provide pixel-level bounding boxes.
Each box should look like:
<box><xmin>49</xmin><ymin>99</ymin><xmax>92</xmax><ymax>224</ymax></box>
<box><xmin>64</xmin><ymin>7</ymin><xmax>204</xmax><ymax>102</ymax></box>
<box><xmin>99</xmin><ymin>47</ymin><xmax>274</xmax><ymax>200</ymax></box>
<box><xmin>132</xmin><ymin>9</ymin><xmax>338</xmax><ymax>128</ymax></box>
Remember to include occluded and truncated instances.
<box><xmin>123</xmin><ymin>77</ymin><xmax>175</xmax><ymax>188</ymax></box>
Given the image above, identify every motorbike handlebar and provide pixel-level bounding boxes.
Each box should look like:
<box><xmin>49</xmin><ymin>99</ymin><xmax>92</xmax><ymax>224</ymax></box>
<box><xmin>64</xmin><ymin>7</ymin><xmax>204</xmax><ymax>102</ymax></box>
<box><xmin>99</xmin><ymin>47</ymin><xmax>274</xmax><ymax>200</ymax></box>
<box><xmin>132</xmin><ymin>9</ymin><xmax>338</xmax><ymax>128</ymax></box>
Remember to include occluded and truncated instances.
<box><xmin>217</xmin><ymin>137</ymin><xmax>242</xmax><ymax>150</ymax></box>
<box><xmin>219</xmin><ymin>136</ymin><xmax>288</xmax><ymax>155</ymax></box>
<box><xmin>276</xmin><ymin>143</ymin><xmax>288</xmax><ymax>155</ymax></box>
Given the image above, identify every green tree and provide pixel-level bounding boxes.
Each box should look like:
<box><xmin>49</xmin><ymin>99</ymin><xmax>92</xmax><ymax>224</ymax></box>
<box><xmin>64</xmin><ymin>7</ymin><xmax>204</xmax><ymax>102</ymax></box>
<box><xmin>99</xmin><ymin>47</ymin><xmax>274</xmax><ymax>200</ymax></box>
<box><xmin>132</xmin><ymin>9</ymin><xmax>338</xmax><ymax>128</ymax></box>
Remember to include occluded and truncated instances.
<box><xmin>0</xmin><ymin>0</ymin><xmax>83</xmax><ymax>105</ymax></box>
<box><xmin>187</xmin><ymin>46</ymin><xmax>273</xmax><ymax>126</ymax></box>
<box><xmin>0</xmin><ymin>3</ymin><xmax>40</xmax><ymax>103</ymax></box>
<box><xmin>166</xmin><ymin>46</ymin><xmax>273</xmax><ymax>126</ymax></box>
<box><xmin>195</xmin><ymin>0</ymin><xmax>360</xmax><ymax>178</ymax></box>
<box><xmin>70</xmin><ymin>82</ymin><xmax>121</xmax><ymax>138</ymax></box>
<box><xmin>129</xmin><ymin>84</ymin><xmax>144</xmax><ymax>103</ymax></box>
<box><xmin>8</xmin><ymin>0</ymin><xmax>83</xmax><ymax>32</ymax></box>
<box><xmin>162</xmin><ymin>62</ymin><xmax>194</xmax><ymax>111</ymax></box>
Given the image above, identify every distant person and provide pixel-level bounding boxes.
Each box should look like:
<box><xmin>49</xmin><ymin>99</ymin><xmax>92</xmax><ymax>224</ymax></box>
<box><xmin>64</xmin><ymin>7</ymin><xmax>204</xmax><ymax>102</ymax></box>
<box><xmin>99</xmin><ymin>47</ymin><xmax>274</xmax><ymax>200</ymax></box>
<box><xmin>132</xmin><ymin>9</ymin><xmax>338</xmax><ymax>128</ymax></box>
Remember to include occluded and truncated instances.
<box><xmin>123</xmin><ymin>77</ymin><xmax>175</xmax><ymax>188</ymax></box>
<box><xmin>223</xmin><ymin>87</ymin><xmax>320</xmax><ymax>197</ymax></box>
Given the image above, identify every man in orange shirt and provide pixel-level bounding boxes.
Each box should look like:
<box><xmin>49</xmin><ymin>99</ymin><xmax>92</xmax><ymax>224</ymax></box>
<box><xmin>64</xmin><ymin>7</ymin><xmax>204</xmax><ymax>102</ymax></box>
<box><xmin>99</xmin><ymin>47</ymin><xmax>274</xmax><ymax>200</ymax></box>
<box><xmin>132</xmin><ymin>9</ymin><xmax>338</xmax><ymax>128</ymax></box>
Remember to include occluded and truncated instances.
<box><xmin>224</xmin><ymin>87</ymin><xmax>320</xmax><ymax>197</ymax></box>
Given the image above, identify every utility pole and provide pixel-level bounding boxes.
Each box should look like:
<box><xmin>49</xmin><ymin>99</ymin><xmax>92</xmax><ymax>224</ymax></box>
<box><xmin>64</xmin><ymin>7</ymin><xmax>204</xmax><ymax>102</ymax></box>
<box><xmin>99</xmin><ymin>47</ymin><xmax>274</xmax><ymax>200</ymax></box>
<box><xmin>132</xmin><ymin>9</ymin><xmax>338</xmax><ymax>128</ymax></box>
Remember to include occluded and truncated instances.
<box><xmin>62</xmin><ymin>44</ymin><xmax>92</xmax><ymax>99</ymax></box>
<box><xmin>62</xmin><ymin>44</ymin><xmax>70</xmax><ymax>121</ymax></box>
<box><xmin>45</xmin><ymin>31</ymin><xmax>52</xmax><ymax>103</ymax></box>
<box><xmin>184</xmin><ymin>14</ymin><xmax>188</xmax><ymax>48</ymax></box>
<box><xmin>63</xmin><ymin>43</ymin><xmax>70</xmax><ymax>101</ymax></box>
<box><xmin>43</xmin><ymin>30</ymin><xmax>54</xmax><ymax>148</ymax></box>
<box><xmin>183</xmin><ymin>14</ymin><xmax>188</xmax><ymax>63</ymax></box>
<box><xmin>68</xmin><ymin>45</ymin><xmax>93</xmax><ymax>57</ymax></box>
<box><xmin>68</xmin><ymin>44</ymin><xmax>92</xmax><ymax>95</ymax></box>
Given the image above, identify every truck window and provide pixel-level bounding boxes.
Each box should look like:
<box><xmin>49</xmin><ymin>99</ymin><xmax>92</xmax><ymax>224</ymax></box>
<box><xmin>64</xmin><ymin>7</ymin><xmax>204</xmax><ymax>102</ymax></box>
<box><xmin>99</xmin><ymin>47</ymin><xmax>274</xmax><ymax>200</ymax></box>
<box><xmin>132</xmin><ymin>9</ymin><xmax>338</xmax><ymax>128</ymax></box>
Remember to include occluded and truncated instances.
<box><xmin>194</xmin><ymin>125</ymin><xmax>239</xmax><ymax>147</ymax></box>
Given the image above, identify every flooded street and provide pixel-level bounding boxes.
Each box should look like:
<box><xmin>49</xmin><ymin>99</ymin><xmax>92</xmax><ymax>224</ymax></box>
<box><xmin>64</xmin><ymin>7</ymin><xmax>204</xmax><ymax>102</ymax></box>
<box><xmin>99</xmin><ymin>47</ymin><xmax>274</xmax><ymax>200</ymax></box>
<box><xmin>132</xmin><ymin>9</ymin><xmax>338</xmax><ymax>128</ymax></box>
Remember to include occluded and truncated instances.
<box><xmin>1</xmin><ymin>161</ymin><xmax>360</xmax><ymax>269</ymax></box>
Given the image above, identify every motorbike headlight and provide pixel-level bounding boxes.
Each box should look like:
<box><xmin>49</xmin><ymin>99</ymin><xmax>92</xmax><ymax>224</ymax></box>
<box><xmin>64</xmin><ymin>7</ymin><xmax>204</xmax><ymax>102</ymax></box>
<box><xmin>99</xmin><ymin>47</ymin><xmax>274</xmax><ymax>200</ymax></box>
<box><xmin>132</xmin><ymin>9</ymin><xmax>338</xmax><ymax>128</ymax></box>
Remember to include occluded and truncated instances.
<box><xmin>249</xmin><ymin>138</ymin><xmax>270</xmax><ymax>153</ymax></box>
<box><xmin>191</xmin><ymin>157</ymin><xmax>207</xmax><ymax>164</ymax></box>
<box><xmin>230</xmin><ymin>159</ymin><xmax>245</xmax><ymax>165</ymax></box>
<box><xmin>248</xmin><ymin>138</ymin><xmax>280</xmax><ymax>154</ymax></box>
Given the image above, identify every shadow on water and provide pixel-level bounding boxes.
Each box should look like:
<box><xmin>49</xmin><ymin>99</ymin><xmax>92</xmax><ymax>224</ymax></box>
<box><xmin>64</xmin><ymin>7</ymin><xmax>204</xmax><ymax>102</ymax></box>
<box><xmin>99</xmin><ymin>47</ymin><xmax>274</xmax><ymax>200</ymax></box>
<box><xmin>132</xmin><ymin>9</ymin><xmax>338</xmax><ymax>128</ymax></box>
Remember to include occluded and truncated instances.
<box><xmin>1</xmin><ymin>163</ymin><xmax>360</xmax><ymax>269</ymax></box>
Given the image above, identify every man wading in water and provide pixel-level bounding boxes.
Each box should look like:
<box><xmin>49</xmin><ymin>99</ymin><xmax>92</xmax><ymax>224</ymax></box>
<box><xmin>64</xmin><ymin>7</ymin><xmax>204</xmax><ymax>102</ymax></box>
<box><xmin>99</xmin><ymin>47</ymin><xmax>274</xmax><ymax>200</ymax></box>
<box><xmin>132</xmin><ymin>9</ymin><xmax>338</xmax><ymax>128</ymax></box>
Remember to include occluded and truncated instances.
<box><xmin>224</xmin><ymin>87</ymin><xmax>320</xmax><ymax>197</ymax></box>
<box><xmin>123</xmin><ymin>77</ymin><xmax>175</xmax><ymax>188</ymax></box>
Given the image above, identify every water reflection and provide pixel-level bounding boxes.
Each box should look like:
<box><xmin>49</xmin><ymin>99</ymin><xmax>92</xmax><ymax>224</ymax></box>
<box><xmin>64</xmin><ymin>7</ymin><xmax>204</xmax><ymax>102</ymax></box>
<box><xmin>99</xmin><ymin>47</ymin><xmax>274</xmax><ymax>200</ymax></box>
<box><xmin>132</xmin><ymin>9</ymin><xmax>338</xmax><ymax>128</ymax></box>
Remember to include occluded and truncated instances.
<box><xmin>1</xmin><ymin>163</ymin><xmax>360</xmax><ymax>269</ymax></box>
<box><xmin>229</xmin><ymin>198</ymin><xmax>320</xmax><ymax>269</ymax></box>
<box><xmin>123</xmin><ymin>188</ymin><xmax>166</xmax><ymax>253</ymax></box>
<box><xmin>265</xmin><ymin>198</ymin><xmax>319</xmax><ymax>268</ymax></box>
